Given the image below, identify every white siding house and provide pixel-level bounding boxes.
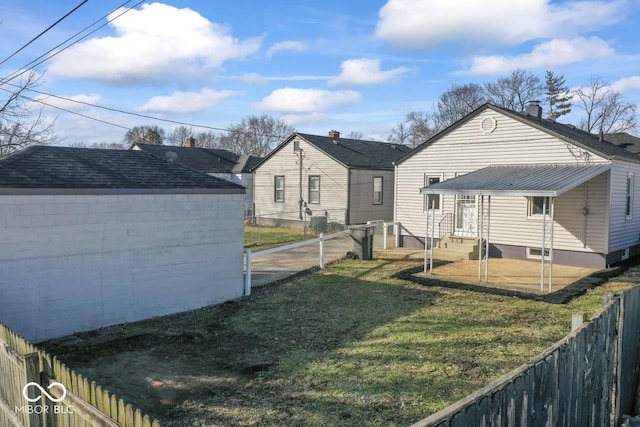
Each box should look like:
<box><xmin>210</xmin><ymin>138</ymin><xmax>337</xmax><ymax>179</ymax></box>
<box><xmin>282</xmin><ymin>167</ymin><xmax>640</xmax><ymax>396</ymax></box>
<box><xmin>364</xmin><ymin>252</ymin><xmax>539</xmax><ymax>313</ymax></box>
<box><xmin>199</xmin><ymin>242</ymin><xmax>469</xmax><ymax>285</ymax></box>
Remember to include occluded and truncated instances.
<box><xmin>253</xmin><ymin>131</ymin><xmax>410</xmax><ymax>228</ymax></box>
<box><xmin>0</xmin><ymin>146</ymin><xmax>246</xmax><ymax>342</ymax></box>
<box><xmin>395</xmin><ymin>104</ymin><xmax>640</xmax><ymax>268</ymax></box>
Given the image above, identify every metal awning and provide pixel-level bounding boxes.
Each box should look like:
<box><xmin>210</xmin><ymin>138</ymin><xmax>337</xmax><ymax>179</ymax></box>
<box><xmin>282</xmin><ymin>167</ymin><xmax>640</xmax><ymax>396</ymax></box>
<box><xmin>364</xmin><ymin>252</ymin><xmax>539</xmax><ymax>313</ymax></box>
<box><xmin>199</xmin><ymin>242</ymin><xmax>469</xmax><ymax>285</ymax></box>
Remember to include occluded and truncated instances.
<box><xmin>420</xmin><ymin>164</ymin><xmax>610</xmax><ymax>196</ymax></box>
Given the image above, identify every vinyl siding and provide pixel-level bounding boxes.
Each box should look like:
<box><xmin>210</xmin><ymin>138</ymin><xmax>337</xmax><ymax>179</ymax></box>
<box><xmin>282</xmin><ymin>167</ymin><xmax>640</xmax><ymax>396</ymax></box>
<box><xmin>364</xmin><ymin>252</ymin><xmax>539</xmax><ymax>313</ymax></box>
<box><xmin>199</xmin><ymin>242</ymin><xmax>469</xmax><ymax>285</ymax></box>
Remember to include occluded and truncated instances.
<box><xmin>349</xmin><ymin>169</ymin><xmax>395</xmax><ymax>224</ymax></box>
<box><xmin>395</xmin><ymin>108</ymin><xmax>609</xmax><ymax>254</ymax></box>
<box><xmin>608</xmin><ymin>159</ymin><xmax>640</xmax><ymax>251</ymax></box>
<box><xmin>254</xmin><ymin>136</ymin><xmax>348</xmax><ymax>222</ymax></box>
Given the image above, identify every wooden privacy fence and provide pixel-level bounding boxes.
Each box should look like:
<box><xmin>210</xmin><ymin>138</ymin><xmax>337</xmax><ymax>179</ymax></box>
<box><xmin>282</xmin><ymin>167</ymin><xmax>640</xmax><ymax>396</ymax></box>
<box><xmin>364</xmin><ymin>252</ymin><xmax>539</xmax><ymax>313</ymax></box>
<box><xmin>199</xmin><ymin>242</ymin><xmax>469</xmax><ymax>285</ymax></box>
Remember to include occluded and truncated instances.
<box><xmin>412</xmin><ymin>285</ymin><xmax>640</xmax><ymax>427</ymax></box>
<box><xmin>0</xmin><ymin>322</ymin><xmax>160</xmax><ymax>427</ymax></box>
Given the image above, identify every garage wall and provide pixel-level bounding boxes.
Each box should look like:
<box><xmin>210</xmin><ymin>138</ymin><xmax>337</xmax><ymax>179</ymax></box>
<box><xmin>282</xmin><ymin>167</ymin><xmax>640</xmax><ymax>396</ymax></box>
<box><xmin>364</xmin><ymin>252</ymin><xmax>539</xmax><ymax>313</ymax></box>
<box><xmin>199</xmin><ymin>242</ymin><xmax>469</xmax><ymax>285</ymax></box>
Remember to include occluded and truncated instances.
<box><xmin>0</xmin><ymin>193</ymin><xmax>245</xmax><ymax>342</ymax></box>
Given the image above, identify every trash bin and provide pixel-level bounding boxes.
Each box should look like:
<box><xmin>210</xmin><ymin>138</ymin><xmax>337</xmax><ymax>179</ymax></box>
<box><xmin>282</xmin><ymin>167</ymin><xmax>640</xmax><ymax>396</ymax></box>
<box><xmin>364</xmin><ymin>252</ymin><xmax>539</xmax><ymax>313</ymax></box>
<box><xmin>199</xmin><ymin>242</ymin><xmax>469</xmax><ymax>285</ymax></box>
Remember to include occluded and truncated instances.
<box><xmin>348</xmin><ymin>224</ymin><xmax>376</xmax><ymax>260</ymax></box>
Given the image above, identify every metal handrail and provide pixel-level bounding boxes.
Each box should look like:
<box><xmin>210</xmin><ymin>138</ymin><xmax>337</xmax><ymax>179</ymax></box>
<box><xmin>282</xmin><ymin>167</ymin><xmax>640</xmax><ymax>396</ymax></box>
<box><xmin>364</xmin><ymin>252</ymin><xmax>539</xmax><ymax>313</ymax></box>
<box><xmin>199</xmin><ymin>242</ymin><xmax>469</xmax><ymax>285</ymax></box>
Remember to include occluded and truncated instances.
<box><xmin>437</xmin><ymin>213</ymin><xmax>454</xmax><ymax>247</ymax></box>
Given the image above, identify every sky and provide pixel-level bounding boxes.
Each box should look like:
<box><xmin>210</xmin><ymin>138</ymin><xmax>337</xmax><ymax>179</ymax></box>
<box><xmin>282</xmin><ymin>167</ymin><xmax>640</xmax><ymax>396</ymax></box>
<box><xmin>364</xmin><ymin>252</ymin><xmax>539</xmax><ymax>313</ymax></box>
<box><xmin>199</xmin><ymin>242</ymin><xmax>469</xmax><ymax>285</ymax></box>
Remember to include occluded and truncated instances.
<box><xmin>0</xmin><ymin>0</ymin><xmax>639</xmax><ymax>145</ymax></box>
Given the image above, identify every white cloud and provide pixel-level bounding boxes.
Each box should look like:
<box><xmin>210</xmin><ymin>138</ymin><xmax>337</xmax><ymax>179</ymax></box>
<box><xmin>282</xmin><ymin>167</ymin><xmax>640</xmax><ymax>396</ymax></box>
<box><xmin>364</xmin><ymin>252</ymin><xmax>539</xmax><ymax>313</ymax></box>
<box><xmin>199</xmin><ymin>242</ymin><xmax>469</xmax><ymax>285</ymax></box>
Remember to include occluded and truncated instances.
<box><xmin>48</xmin><ymin>3</ymin><xmax>262</xmax><ymax>83</ymax></box>
<box><xmin>35</xmin><ymin>93</ymin><xmax>102</xmax><ymax>111</ymax></box>
<box><xmin>468</xmin><ymin>37</ymin><xmax>615</xmax><ymax>75</ymax></box>
<box><xmin>328</xmin><ymin>58</ymin><xmax>411</xmax><ymax>86</ymax></box>
<box><xmin>375</xmin><ymin>0</ymin><xmax>626</xmax><ymax>48</ymax></box>
<box><xmin>280</xmin><ymin>113</ymin><xmax>330</xmax><ymax>126</ymax></box>
<box><xmin>266</xmin><ymin>41</ymin><xmax>307</xmax><ymax>57</ymax></box>
<box><xmin>612</xmin><ymin>76</ymin><xmax>640</xmax><ymax>93</ymax></box>
<box><xmin>140</xmin><ymin>88</ymin><xmax>239</xmax><ymax>113</ymax></box>
<box><xmin>255</xmin><ymin>88</ymin><xmax>362</xmax><ymax>113</ymax></box>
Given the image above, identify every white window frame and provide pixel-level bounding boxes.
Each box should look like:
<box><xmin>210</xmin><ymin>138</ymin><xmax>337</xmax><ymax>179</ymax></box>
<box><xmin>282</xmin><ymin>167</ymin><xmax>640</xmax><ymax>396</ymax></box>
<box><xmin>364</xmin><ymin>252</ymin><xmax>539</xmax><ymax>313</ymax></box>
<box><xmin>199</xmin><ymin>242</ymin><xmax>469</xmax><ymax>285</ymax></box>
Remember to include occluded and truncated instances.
<box><xmin>373</xmin><ymin>176</ymin><xmax>383</xmax><ymax>205</ymax></box>
<box><xmin>424</xmin><ymin>174</ymin><xmax>442</xmax><ymax>211</ymax></box>
<box><xmin>274</xmin><ymin>175</ymin><xmax>285</xmax><ymax>202</ymax></box>
<box><xmin>526</xmin><ymin>247</ymin><xmax>550</xmax><ymax>260</ymax></box>
<box><xmin>626</xmin><ymin>172</ymin><xmax>634</xmax><ymax>220</ymax></box>
<box><xmin>309</xmin><ymin>175</ymin><xmax>320</xmax><ymax>204</ymax></box>
<box><xmin>527</xmin><ymin>196</ymin><xmax>549</xmax><ymax>217</ymax></box>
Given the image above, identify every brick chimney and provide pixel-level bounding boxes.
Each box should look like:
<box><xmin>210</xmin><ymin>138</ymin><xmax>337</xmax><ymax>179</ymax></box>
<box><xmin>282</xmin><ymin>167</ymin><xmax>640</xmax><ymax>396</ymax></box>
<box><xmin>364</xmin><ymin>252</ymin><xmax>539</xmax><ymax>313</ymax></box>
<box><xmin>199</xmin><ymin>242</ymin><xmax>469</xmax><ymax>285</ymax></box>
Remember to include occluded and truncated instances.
<box><xmin>525</xmin><ymin>101</ymin><xmax>542</xmax><ymax>119</ymax></box>
<box><xmin>185</xmin><ymin>136</ymin><xmax>196</xmax><ymax>148</ymax></box>
<box><xmin>328</xmin><ymin>130</ymin><xmax>340</xmax><ymax>138</ymax></box>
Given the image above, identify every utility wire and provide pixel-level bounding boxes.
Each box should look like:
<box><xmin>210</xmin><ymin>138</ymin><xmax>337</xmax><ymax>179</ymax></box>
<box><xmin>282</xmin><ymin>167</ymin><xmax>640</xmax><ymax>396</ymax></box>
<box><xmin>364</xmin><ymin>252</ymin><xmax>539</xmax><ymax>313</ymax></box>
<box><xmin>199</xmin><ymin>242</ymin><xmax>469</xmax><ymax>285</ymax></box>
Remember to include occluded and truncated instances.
<box><xmin>0</xmin><ymin>0</ymin><xmax>141</xmax><ymax>85</ymax></box>
<box><xmin>0</xmin><ymin>0</ymin><xmax>90</xmax><ymax>68</ymax></box>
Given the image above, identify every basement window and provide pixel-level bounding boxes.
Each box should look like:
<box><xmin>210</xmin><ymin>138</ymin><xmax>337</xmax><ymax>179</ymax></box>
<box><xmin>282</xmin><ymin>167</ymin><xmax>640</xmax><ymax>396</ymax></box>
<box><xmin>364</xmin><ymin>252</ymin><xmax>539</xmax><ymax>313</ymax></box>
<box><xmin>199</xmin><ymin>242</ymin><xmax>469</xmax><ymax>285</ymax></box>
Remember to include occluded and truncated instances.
<box><xmin>527</xmin><ymin>247</ymin><xmax>550</xmax><ymax>259</ymax></box>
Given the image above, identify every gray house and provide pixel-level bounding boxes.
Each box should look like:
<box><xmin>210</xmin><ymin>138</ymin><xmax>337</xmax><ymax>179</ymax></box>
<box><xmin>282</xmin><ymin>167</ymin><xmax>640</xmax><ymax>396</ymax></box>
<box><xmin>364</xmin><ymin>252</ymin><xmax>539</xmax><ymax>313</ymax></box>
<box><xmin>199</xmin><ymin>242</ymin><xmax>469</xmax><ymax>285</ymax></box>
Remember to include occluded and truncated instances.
<box><xmin>132</xmin><ymin>139</ymin><xmax>262</xmax><ymax>216</ymax></box>
<box><xmin>0</xmin><ymin>146</ymin><xmax>245</xmax><ymax>342</ymax></box>
<box><xmin>395</xmin><ymin>103</ymin><xmax>640</xmax><ymax>269</ymax></box>
<box><xmin>252</xmin><ymin>131</ymin><xmax>410</xmax><ymax>227</ymax></box>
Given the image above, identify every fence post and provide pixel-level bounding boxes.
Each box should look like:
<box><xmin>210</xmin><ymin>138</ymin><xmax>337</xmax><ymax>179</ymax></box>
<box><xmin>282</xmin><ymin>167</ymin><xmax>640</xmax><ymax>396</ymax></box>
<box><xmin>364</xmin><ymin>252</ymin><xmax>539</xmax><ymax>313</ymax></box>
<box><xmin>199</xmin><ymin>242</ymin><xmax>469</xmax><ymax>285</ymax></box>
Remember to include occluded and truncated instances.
<box><xmin>383</xmin><ymin>222</ymin><xmax>388</xmax><ymax>250</ymax></box>
<box><xmin>319</xmin><ymin>233</ymin><xmax>325</xmax><ymax>269</ymax></box>
<box><xmin>394</xmin><ymin>222</ymin><xmax>400</xmax><ymax>248</ymax></box>
<box><xmin>245</xmin><ymin>250</ymin><xmax>252</xmax><ymax>296</ymax></box>
<box><xmin>571</xmin><ymin>313</ymin><xmax>587</xmax><ymax>331</ymax></box>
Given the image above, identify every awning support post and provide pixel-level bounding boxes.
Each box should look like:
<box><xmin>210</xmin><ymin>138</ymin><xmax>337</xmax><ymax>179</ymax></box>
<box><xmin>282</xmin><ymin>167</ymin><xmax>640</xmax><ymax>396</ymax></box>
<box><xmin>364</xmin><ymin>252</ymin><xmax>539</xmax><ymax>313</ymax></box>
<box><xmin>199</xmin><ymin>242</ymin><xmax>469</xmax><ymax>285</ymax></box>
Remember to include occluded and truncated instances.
<box><xmin>485</xmin><ymin>195</ymin><xmax>491</xmax><ymax>282</ymax></box>
<box><xmin>424</xmin><ymin>203</ymin><xmax>429</xmax><ymax>274</ymax></box>
<box><xmin>478</xmin><ymin>195</ymin><xmax>484</xmax><ymax>281</ymax></box>
<box><xmin>548</xmin><ymin>197</ymin><xmax>555</xmax><ymax>292</ymax></box>
<box><xmin>430</xmin><ymin>198</ymin><xmax>435</xmax><ymax>273</ymax></box>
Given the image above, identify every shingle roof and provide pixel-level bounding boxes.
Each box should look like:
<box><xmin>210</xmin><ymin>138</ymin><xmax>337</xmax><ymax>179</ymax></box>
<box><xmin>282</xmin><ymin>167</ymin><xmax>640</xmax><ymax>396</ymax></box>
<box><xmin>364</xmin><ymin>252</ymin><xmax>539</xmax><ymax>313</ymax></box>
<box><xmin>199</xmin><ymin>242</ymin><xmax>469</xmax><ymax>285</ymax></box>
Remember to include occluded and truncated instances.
<box><xmin>133</xmin><ymin>143</ymin><xmax>262</xmax><ymax>174</ymax></box>
<box><xmin>604</xmin><ymin>132</ymin><xmax>640</xmax><ymax>155</ymax></box>
<box><xmin>253</xmin><ymin>133</ymin><xmax>410</xmax><ymax>171</ymax></box>
<box><xmin>421</xmin><ymin>164</ymin><xmax>611</xmax><ymax>197</ymax></box>
<box><xmin>397</xmin><ymin>104</ymin><xmax>640</xmax><ymax>164</ymax></box>
<box><xmin>0</xmin><ymin>146</ymin><xmax>245</xmax><ymax>192</ymax></box>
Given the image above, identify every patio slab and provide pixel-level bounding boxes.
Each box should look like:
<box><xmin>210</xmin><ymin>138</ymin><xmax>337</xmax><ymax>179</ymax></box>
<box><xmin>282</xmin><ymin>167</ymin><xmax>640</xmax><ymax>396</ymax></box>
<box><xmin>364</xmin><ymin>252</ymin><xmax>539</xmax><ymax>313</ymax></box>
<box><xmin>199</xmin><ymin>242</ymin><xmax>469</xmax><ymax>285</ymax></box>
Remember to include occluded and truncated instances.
<box><xmin>415</xmin><ymin>258</ymin><xmax>599</xmax><ymax>295</ymax></box>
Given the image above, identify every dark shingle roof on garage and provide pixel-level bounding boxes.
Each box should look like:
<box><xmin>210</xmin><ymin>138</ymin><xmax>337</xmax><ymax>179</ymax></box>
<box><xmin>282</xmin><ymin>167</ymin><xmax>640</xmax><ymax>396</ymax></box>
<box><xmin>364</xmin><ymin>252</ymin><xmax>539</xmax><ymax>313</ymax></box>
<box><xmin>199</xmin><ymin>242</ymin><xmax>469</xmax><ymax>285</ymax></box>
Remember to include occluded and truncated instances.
<box><xmin>0</xmin><ymin>146</ymin><xmax>245</xmax><ymax>194</ymax></box>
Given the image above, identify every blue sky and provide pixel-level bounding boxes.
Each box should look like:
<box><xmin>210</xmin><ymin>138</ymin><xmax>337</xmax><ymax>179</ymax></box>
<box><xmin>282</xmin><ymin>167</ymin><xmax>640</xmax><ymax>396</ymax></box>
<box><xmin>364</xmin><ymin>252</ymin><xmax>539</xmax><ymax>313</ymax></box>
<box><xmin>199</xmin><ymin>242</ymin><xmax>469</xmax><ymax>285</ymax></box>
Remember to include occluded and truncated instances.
<box><xmin>1</xmin><ymin>0</ymin><xmax>639</xmax><ymax>144</ymax></box>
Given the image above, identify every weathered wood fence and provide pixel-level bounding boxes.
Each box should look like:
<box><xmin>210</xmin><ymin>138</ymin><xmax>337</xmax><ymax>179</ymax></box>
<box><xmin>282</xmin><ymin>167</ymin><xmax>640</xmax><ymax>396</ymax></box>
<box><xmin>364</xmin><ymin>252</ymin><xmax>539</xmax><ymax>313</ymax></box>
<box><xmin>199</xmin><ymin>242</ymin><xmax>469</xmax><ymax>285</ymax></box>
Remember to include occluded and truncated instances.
<box><xmin>412</xmin><ymin>285</ymin><xmax>640</xmax><ymax>427</ymax></box>
<box><xmin>0</xmin><ymin>322</ymin><xmax>160</xmax><ymax>427</ymax></box>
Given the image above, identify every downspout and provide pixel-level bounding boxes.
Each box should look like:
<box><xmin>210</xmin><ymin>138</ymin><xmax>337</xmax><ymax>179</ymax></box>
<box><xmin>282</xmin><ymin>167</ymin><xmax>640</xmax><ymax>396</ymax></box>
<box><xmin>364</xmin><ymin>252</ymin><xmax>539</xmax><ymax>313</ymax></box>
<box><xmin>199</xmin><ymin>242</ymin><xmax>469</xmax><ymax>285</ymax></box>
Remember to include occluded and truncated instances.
<box><xmin>346</xmin><ymin>167</ymin><xmax>351</xmax><ymax>225</ymax></box>
<box><xmin>298</xmin><ymin>148</ymin><xmax>304</xmax><ymax>220</ymax></box>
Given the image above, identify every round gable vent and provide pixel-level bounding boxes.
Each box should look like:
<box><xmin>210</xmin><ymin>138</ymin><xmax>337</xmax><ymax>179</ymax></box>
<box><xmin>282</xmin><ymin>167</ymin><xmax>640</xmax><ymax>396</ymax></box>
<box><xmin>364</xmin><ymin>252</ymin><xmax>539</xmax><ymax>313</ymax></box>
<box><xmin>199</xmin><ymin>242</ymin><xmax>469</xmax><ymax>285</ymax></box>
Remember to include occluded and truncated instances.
<box><xmin>480</xmin><ymin>117</ymin><xmax>497</xmax><ymax>134</ymax></box>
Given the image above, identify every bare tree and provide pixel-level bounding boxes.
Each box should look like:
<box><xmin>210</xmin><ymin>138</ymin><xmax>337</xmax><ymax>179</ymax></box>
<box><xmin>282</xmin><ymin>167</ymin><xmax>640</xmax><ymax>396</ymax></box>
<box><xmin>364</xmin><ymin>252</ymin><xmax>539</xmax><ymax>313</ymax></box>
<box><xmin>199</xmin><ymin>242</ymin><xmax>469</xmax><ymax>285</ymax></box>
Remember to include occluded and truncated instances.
<box><xmin>434</xmin><ymin>83</ymin><xmax>486</xmax><ymax>128</ymax></box>
<box><xmin>70</xmin><ymin>141</ymin><xmax>125</xmax><ymax>149</ymax></box>
<box><xmin>0</xmin><ymin>70</ymin><xmax>57</xmax><ymax>156</ymax></box>
<box><xmin>218</xmin><ymin>114</ymin><xmax>294</xmax><ymax>156</ymax></box>
<box><xmin>573</xmin><ymin>76</ymin><xmax>637</xmax><ymax>134</ymax></box>
<box><xmin>346</xmin><ymin>131</ymin><xmax>364</xmax><ymax>140</ymax></box>
<box><xmin>194</xmin><ymin>130</ymin><xmax>219</xmax><ymax>148</ymax></box>
<box><xmin>544</xmin><ymin>70</ymin><xmax>572</xmax><ymax>120</ymax></box>
<box><xmin>485</xmin><ymin>68</ymin><xmax>544</xmax><ymax>111</ymax></box>
<box><xmin>167</xmin><ymin>125</ymin><xmax>193</xmax><ymax>146</ymax></box>
<box><xmin>124</xmin><ymin>125</ymin><xmax>165</xmax><ymax>145</ymax></box>
<box><xmin>388</xmin><ymin>111</ymin><xmax>439</xmax><ymax>147</ymax></box>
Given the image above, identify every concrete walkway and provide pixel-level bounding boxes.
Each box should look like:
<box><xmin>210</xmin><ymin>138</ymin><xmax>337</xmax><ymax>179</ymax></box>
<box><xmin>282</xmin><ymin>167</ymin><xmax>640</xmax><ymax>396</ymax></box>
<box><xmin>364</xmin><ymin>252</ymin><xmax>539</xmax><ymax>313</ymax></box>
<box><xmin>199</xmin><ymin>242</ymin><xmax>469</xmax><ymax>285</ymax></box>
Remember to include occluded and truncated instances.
<box><xmin>247</xmin><ymin>233</ymin><xmax>394</xmax><ymax>288</ymax></box>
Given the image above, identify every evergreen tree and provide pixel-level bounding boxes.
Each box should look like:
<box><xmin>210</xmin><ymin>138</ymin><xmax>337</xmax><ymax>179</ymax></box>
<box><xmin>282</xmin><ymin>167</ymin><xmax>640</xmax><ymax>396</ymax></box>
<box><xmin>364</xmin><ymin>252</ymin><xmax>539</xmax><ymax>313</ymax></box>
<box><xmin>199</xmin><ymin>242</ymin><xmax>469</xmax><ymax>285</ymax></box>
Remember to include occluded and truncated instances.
<box><xmin>545</xmin><ymin>71</ymin><xmax>572</xmax><ymax>120</ymax></box>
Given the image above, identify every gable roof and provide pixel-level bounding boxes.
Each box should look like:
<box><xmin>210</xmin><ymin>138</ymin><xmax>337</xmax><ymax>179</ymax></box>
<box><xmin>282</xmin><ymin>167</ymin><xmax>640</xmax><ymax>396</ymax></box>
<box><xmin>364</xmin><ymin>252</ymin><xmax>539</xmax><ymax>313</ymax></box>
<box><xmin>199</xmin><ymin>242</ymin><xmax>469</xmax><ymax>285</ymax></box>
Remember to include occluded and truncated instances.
<box><xmin>133</xmin><ymin>143</ymin><xmax>262</xmax><ymax>174</ymax></box>
<box><xmin>396</xmin><ymin>103</ymin><xmax>640</xmax><ymax>165</ymax></box>
<box><xmin>604</xmin><ymin>132</ymin><xmax>640</xmax><ymax>155</ymax></box>
<box><xmin>0</xmin><ymin>146</ymin><xmax>245</xmax><ymax>194</ymax></box>
<box><xmin>253</xmin><ymin>132</ymin><xmax>411</xmax><ymax>171</ymax></box>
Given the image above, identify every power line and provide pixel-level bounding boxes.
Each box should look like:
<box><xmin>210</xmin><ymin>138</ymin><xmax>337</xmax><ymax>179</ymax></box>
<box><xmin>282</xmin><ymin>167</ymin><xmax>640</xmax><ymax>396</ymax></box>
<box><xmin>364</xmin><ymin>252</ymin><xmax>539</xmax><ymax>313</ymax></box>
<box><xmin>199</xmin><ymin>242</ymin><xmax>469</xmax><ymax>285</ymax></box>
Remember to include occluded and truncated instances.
<box><xmin>0</xmin><ymin>86</ymin><xmax>131</xmax><ymax>130</ymax></box>
<box><xmin>0</xmin><ymin>0</ymin><xmax>90</xmax><ymax>68</ymax></box>
<box><xmin>0</xmin><ymin>0</ymin><xmax>141</xmax><ymax>86</ymax></box>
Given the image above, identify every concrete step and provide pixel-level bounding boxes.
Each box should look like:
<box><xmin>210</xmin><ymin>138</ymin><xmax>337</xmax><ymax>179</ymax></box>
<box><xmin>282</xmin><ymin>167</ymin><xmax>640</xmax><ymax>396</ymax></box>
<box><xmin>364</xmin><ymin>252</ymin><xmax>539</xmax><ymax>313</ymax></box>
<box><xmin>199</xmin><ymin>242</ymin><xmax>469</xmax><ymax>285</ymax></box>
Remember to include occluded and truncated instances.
<box><xmin>432</xmin><ymin>246</ymin><xmax>479</xmax><ymax>261</ymax></box>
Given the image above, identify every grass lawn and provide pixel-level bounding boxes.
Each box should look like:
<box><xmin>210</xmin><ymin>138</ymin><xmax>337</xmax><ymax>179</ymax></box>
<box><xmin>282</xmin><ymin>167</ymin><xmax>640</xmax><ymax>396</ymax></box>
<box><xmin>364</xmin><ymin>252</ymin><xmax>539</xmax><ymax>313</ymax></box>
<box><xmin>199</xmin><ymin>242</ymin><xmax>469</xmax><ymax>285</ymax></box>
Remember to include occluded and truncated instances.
<box><xmin>40</xmin><ymin>255</ymin><xmax>639</xmax><ymax>427</ymax></box>
<box><xmin>244</xmin><ymin>225</ymin><xmax>317</xmax><ymax>251</ymax></box>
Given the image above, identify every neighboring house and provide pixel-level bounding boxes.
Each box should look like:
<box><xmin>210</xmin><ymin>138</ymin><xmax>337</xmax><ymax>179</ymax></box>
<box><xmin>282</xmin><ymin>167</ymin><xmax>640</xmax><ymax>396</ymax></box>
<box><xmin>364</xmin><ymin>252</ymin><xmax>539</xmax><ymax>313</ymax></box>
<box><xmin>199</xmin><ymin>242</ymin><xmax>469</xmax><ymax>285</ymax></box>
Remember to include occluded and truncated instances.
<box><xmin>0</xmin><ymin>146</ymin><xmax>245</xmax><ymax>342</ymax></box>
<box><xmin>252</xmin><ymin>130</ymin><xmax>410</xmax><ymax>228</ymax></box>
<box><xmin>395</xmin><ymin>103</ymin><xmax>640</xmax><ymax>268</ymax></box>
<box><xmin>605</xmin><ymin>132</ymin><xmax>640</xmax><ymax>155</ymax></box>
<box><xmin>132</xmin><ymin>138</ymin><xmax>262</xmax><ymax>216</ymax></box>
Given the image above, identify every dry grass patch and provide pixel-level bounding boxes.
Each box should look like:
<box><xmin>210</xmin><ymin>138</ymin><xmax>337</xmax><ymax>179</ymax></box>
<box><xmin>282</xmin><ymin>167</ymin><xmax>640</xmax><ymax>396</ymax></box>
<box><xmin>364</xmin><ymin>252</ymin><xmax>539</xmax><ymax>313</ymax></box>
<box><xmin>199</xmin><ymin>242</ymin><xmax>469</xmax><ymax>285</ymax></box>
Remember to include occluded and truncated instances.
<box><xmin>40</xmin><ymin>255</ymin><xmax>639</xmax><ymax>426</ymax></box>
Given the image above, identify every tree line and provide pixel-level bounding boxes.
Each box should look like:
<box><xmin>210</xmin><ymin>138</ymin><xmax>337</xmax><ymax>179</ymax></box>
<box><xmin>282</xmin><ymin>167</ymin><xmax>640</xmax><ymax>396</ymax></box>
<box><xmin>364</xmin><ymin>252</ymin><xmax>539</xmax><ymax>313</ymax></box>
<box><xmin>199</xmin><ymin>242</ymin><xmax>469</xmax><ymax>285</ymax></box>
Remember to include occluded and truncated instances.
<box><xmin>388</xmin><ymin>69</ymin><xmax>637</xmax><ymax>147</ymax></box>
<box><xmin>0</xmin><ymin>68</ymin><xmax>637</xmax><ymax>157</ymax></box>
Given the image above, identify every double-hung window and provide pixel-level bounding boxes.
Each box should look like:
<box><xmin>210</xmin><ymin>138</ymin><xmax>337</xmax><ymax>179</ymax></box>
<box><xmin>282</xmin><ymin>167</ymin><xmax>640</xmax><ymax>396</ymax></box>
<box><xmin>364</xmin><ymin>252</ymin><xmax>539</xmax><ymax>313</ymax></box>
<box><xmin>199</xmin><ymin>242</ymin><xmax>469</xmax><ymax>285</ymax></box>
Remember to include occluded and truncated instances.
<box><xmin>274</xmin><ymin>176</ymin><xmax>285</xmax><ymax>202</ymax></box>
<box><xmin>424</xmin><ymin>175</ymin><xmax>441</xmax><ymax>210</ymax></box>
<box><xmin>309</xmin><ymin>176</ymin><xmax>320</xmax><ymax>204</ymax></box>
<box><xmin>626</xmin><ymin>172</ymin><xmax>634</xmax><ymax>219</ymax></box>
<box><xmin>373</xmin><ymin>177</ymin><xmax>383</xmax><ymax>205</ymax></box>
